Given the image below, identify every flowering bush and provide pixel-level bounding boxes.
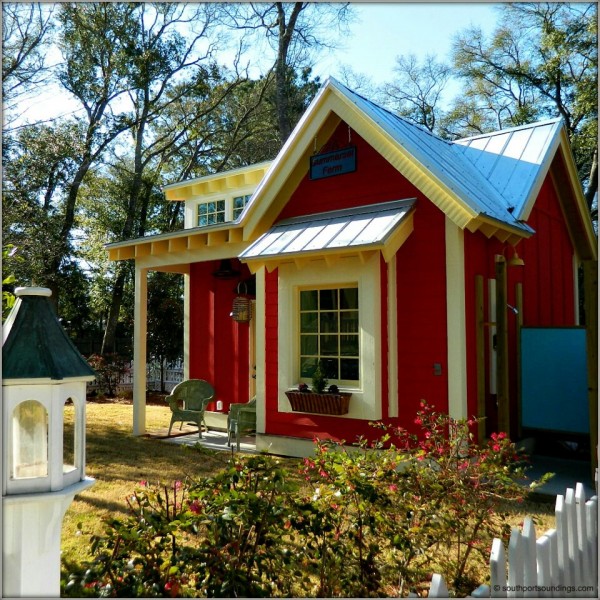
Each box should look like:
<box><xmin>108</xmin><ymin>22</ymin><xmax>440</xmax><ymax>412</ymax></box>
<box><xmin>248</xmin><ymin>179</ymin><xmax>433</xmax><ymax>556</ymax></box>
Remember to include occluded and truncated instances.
<box><xmin>65</xmin><ymin>402</ymin><xmax>545</xmax><ymax>597</ymax></box>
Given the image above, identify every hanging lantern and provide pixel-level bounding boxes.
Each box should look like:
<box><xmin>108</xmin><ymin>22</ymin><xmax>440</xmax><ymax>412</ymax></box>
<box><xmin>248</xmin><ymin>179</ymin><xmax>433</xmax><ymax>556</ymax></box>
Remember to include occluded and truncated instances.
<box><xmin>231</xmin><ymin>282</ymin><xmax>252</xmax><ymax>323</ymax></box>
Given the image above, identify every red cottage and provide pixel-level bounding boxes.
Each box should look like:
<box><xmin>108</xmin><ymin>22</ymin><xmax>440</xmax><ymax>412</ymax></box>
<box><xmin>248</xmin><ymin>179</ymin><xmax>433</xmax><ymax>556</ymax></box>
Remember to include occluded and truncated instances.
<box><xmin>107</xmin><ymin>78</ymin><xmax>597</xmax><ymax>458</ymax></box>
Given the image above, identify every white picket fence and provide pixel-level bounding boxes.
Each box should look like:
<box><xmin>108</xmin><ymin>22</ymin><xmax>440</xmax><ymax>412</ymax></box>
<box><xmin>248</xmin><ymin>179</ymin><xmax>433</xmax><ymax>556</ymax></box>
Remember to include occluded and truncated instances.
<box><xmin>428</xmin><ymin>482</ymin><xmax>598</xmax><ymax>598</ymax></box>
<box><xmin>87</xmin><ymin>360</ymin><xmax>184</xmax><ymax>394</ymax></box>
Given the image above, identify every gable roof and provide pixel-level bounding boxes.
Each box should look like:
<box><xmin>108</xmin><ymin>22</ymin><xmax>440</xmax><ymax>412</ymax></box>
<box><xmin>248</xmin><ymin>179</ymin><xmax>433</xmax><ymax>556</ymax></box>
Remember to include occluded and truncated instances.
<box><xmin>242</xmin><ymin>77</ymin><xmax>595</xmax><ymax>256</ymax></box>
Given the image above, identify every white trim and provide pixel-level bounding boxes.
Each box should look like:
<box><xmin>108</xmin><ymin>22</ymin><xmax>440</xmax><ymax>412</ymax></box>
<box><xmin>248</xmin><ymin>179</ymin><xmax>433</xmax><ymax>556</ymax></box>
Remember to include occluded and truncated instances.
<box><xmin>183</xmin><ymin>274</ymin><xmax>190</xmax><ymax>380</ymax></box>
<box><xmin>445</xmin><ymin>218</ymin><xmax>468</xmax><ymax>420</ymax></box>
<box><xmin>255</xmin><ymin>267</ymin><xmax>266</xmax><ymax>434</ymax></box>
<box><xmin>387</xmin><ymin>255</ymin><xmax>398</xmax><ymax>418</ymax></box>
<box><xmin>277</xmin><ymin>254</ymin><xmax>382</xmax><ymax>420</ymax></box>
<box><xmin>133</xmin><ymin>266</ymin><xmax>148</xmax><ymax>436</ymax></box>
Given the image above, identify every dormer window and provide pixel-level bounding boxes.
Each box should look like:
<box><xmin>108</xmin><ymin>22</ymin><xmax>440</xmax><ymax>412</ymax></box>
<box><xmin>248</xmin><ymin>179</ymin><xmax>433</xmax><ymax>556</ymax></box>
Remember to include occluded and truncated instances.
<box><xmin>198</xmin><ymin>200</ymin><xmax>226</xmax><ymax>226</ymax></box>
<box><xmin>196</xmin><ymin>195</ymin><xmax>252</xmax><ymax>227</ymax></box>
<box><xmin>233</xmin><ymin>194</ymin><xmax>252</xmax><ymax>220</ymax></box>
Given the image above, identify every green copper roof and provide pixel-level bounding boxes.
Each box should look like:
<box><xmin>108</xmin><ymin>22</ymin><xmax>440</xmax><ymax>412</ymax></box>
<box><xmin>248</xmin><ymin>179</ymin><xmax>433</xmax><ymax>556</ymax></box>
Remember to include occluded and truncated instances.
<box><xmin>2</xmin><ymin>288</ymin><xmax>96</xmax><ymax>381</ymax></box>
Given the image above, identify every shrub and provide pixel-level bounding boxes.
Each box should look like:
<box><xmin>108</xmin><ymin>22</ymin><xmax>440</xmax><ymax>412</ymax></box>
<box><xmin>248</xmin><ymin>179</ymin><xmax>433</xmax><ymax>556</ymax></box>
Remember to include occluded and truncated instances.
<box><xmin>66</xmin><ymin>403</ymin><xmax>542</xmax><ymax>597</ymax></box>
<box><xmin>87</xmin><ymin>353</ymin><xmax>129</xmax><ymax>397</ymax></box>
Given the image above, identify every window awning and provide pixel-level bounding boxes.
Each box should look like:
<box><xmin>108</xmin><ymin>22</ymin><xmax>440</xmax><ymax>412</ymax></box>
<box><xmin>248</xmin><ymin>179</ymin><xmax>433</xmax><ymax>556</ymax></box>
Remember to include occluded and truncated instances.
<box><xmin>239</xmin><ymin>199</ymin><xmax>415</xmax><ymax>271</ymax></box>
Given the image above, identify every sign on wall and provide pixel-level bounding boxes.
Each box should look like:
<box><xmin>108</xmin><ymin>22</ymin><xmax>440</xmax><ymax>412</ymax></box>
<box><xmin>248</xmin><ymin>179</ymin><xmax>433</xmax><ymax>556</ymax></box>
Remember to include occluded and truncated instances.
<box><xmin>310</xmin><ymin>146</ymin><xmax>356</xmax><ymax>180</ymax></box>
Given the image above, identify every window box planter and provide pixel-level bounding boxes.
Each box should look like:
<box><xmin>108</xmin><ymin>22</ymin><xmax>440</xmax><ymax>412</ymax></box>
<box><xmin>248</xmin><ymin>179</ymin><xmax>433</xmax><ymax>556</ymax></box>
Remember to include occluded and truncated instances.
<box><xmin>285</xmin><ymin>390</ymin><xmax>352</xmax><ymax>415</ymax></box>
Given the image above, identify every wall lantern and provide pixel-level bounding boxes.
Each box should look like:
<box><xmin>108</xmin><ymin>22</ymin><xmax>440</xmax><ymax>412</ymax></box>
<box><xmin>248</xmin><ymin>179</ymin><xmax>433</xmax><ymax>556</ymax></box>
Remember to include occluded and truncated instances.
<box><xmin>231</xmin><ymin>282</ymin><xmax>252</xmax><ymax>323</ymax></box>
<box><xmin>2</xmin><ymin>287</ymin><xmax>96</xmax><ymax>597</ymax></box>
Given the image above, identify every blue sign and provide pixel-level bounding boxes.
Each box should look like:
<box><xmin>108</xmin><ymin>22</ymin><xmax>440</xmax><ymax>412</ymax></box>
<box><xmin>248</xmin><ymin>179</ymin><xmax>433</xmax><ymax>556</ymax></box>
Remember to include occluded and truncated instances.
<box><xmin>310</xmin><ymin>146</ymin><xmax>356</xmax><ymax>180</ymax></box>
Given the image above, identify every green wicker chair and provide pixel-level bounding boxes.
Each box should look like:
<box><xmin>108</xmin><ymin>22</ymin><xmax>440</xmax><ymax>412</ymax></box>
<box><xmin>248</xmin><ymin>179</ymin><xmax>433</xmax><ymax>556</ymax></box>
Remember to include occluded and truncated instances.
<box><xmin>166</xmin><ymin>379</ymin><xmax>215</xmax><ymax>438</ymax></box>
<box><xmin>227</xmin><ymin>397</ymin><xmax>256</xmax><ymax>451</ymax></box>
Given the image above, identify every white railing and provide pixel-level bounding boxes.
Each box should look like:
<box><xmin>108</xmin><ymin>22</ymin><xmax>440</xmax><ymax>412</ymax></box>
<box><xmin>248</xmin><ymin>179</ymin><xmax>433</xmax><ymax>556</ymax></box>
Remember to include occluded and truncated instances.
<box><xmin>428</xmin><ymin>482</ymin><xmax>598</xmax><ymax>598</ymax></box>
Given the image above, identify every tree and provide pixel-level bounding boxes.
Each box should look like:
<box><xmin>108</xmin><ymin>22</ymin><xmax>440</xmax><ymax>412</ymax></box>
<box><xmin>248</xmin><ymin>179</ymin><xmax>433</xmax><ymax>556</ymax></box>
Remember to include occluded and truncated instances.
<box><xmin>383</xmin><ymin>54</ymin><xmax>451</xmax><ymax>133</ymax></box>
<box><xmin>100</xmin><ymin>3</ymin><xmax>244</xmax><ymax>354</ymax></box>
<box><xmin>147</xmin><ymin>272</ymin><xmax>184</xmax><ymax>392</ymax></box>
<box><xmin>450</xmin><ymin>2</ymin><xmax>598</xmax><ymax>211</ymax></box>
<box><xmin>223</xmin><ymin>2</ymin><xmax>353</xmax><ymax>143</ymax></box>
<box><xmin>2</xmin><ymin>3</ymin><xmax>54</xmax><ymax>127</ymax></box>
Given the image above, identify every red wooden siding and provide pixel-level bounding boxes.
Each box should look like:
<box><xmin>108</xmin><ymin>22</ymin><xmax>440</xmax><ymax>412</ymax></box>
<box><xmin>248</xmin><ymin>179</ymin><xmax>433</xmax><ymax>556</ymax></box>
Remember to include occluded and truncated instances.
<box><xmin>394</xmin><ymin>196</ymin><xmax>448</xmax><ymax>432</ymax></box>
<box><xmin>520</xmin><ymin>176</ymin><xmax>576</xmax><ymax>327</ymax></box>
<box><xmin>462</xmin><ymin>172</ymin><xmax>576</xmax><ymax>437</ymax></box>
<box><xmin>189</xmin><ymin>259</ymin><xmax>251</xmax><ymax>412</ymax></box>
<box><xmin>277</xmin><ymin>124</ymin><xmax>415</xmax><ymax>221</ymax></box>
<box><xmin>261</xmin><ymin>121</ymin><xmax>451</xmax><ymax>440</ymax></box>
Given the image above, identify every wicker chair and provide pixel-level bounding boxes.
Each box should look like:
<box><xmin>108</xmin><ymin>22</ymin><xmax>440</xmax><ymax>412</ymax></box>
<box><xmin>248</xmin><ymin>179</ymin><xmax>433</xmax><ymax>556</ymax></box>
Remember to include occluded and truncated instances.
<box><xmin>166</xmin><ymin>379</ymin><xmax>215</xmax><ymax>438</ymax></box>
<box><xmin>227</xmin><ymin>397</ymin><xmax>256</xmax><ymax>451</ymax></box>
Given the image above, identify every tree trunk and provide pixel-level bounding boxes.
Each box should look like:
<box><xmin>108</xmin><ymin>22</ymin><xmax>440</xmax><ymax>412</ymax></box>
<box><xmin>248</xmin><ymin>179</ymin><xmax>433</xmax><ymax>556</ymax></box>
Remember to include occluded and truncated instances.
<box><xmin>585</xmin><ymin>147</ymin><xmax>598</xmax><ymax>215</ymax></box>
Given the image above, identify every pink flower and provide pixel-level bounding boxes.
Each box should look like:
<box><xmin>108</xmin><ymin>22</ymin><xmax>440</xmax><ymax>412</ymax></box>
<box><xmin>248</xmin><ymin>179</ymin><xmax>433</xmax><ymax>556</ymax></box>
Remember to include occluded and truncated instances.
<box><xmin>414</xmin><ymin>417</ymin><xmax>422</xmax><ymax>425</ymax></box>
<box><xmin>388</xmin><ymin>484</ymin><xmax>398</xmax><ymax>492</ymax></box>
<box><xmin>189</xmin><ymin>500</ymin><xmax>201</xmax><ymax>514</ymax></box>
<box><xmin>173</xmin><ymin>480</ymin><xmax>182</xmax><ymax>490</ymax></box>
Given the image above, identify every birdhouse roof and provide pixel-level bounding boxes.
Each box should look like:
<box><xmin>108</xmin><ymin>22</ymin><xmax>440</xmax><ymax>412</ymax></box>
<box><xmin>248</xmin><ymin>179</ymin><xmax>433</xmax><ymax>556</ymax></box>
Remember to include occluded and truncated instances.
<box><xmin>2</xmin><ymin>288</ymin><xmax>96</xmax><ymax>381</ymax></box>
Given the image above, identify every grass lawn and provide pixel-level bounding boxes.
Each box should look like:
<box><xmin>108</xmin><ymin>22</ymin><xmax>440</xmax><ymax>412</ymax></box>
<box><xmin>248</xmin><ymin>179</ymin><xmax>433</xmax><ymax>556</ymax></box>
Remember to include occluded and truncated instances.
<box><xmin>61</xmin><ymin>398</ymin><xmax>556</xmax><ymax>594</ymax></box>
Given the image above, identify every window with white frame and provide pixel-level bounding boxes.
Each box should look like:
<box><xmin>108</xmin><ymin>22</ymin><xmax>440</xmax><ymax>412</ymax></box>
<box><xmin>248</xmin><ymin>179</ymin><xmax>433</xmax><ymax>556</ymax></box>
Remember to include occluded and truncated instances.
<box><xmin>197</xmin><ymin>200</ymin><xmax>226</xmax><ymax>226</ymax></box>
<box><xmin>299</xmin><ymin>286</ymin><xmax>359</xmax><ymax>385</ymax></box>
<box><xmin>233</xmin><ymin>194</ymin><xmax>252</xmax><ymax>220</ymax></box>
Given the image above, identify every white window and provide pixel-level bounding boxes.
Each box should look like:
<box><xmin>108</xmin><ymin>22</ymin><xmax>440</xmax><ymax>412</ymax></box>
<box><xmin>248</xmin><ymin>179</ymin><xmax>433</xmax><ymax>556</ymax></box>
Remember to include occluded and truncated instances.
<box><xmin>12</xmin><ymin>400</ymin><xmax>48</xmax><ymax>479</ymax></box>
<box><xmin>277</xmin><ymin>255</ymin><xmax>382</xmax><ymax>420</ymax></box>
<box><xmin>197</xmin><ymin>200</ymin><xmax>226</xmax><ymax>226</ymax></box>
<box><xmin>233</xmin><ymin>194</ymin><xmax>252</xmax><ymax>220</ymax></box>
<box><xmin>299</xmin><ymin>286</ymin><xmax>359</xmax><ymax>385</ymax></box>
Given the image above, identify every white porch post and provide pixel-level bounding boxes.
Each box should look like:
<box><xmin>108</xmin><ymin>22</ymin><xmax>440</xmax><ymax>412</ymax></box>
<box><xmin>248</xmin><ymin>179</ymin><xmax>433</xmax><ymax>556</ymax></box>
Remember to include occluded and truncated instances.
<box><xmin>133</xmin><ymin>265</ymin><xmax>148</xmax><ymax>435</ymax></box>
<box><xmin>387</xmin><ymin>255</ymin><xmax>399</xmax><ymax>418</ymax></box>
<box><xmin>445</xmin><ymin>217</ymin><xmax>468</xmax><ymax>420</ymax></box>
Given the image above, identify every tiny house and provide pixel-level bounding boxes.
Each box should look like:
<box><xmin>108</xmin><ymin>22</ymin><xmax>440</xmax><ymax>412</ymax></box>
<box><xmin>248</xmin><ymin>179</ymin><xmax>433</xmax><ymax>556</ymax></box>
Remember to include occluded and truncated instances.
<box><xmin>107</xmin><ymin>78</ymin><xmax>597</xmax><ymax>458</ymax></box>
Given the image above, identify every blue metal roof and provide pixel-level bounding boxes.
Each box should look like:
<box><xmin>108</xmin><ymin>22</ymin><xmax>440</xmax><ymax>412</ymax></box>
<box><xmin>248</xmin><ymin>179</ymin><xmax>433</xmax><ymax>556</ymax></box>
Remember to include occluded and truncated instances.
<box><xmin>328</xmin><ymin>78</ymin><xmax>563</xmax><ymax>233</ymax></box>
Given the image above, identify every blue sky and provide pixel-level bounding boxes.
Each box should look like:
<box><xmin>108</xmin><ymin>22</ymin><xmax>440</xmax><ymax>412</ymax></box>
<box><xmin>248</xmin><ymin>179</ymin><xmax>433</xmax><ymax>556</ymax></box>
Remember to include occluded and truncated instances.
<box><xmin>317</xmin><ymin>2</ymin><xmax>501</xmax><ymax>85</ymax></box>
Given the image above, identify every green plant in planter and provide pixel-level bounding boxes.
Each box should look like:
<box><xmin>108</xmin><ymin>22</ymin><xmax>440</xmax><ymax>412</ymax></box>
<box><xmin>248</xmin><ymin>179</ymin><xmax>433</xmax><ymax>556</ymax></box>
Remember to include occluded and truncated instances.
<box><xmin>311</xmin><ymin>362</ymin><xmax>328</xmax><ymax>393</ymax></box>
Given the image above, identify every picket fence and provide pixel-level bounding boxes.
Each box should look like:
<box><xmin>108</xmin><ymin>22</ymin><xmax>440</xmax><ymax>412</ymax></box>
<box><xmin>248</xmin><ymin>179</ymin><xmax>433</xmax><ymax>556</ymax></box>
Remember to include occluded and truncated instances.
<box><xmin>426</xmin><ymin>482</ymin><xmax>598</xmax><ymax>598</ymax></box>
<box><xmin>87</xmin><ymin>360</ymin><xmax>184</xmax><ymax>394</ymax></box>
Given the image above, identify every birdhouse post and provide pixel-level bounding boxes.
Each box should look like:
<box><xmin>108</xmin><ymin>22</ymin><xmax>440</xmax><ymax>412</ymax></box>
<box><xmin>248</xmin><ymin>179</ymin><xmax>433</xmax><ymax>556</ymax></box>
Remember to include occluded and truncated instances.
<box><xmin>2</xmin><ymin>287</ymin><xmax>96</xmax><ymax>597</ymax></box>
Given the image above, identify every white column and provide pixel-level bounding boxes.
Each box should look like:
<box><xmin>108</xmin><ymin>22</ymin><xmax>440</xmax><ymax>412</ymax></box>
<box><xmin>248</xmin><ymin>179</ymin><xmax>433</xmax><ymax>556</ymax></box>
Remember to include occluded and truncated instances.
<box><xmin>255</xmin><ymin>266</ymin><xmax>266</xmax><ymax>434</ymax></box>
<box><xmin>133</xmin><ymin>266</ymin><xmax>148</xmax><ymax>436</ymax></box>
<box><xmin>445</xmin><ymin>217</ymin><xmax>468</xmax><ymax>420</ymax></box>
<box><xmin>387</xmin><ymin>255</ymin><xmax>398</xmax><ymax>418</ymax></box>
<box><xmin>183</xmin><ymin>273</ymin><xmax>190</xmax><ymax>380</ymax></box>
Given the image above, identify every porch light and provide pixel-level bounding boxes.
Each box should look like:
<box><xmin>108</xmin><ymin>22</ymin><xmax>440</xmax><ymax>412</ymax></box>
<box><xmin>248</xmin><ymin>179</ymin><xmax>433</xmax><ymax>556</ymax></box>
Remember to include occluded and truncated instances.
<box><xmin>508</xmin><ymin>250</ymin><xmax>525</xmax><ymax>267</ymax></box>
<box><xmin>231</xmin><ymin>281</ymin><xmax>252</xmax><ymax>323</ymax></box>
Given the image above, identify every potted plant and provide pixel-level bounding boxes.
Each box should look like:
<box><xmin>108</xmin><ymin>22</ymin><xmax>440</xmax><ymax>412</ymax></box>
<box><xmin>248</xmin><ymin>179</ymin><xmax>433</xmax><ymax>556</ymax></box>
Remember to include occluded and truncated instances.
<box><xmin>285</xmin><ymin>362</ymin><xmax>351</xmax><ymax>415</ymax></box>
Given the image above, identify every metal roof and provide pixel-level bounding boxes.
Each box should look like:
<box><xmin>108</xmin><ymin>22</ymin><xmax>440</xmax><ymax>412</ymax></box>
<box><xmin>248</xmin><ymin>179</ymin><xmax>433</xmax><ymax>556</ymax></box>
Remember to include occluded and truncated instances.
<box><xmin>452</xmin><ymin>119</ymin><xmax>562</xmax><ymax>218</ymax></box>
<box><xmin>240</xmin><ymin>199</ymin><xmax>415</xmax><ymax>260</ymax></box>
<box><xmin>3</xmin><ymin>288</ymin><xmax>96</xmax><ymax>381</ymax></box>
<box><xmin>329</xmin><ymin>79</ymin><xmax>552</xmax><ymax>233</ymax></box>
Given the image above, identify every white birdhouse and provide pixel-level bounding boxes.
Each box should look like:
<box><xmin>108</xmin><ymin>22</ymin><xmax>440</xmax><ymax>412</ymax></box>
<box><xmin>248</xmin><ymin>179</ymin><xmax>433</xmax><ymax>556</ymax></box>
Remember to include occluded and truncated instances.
<box><xmin>2</xmin><ymin>287</ymin><xmax>96</xmax><ymax>597</ymax></box>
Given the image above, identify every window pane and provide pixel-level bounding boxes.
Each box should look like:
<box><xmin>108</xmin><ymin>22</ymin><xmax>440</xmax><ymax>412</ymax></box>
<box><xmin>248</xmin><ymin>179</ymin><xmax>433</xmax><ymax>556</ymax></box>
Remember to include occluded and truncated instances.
<box><xmin>320</xmin><ymin>312</ymin><xmax>338</xmax><ymax>333</ymax></box>
<box><xmin>319</xmin><ymin>289</ymin><xmax>338</xmax><ymax>310</ymax></box>
<box><xmin>300</xmin><ymin>335</ymin><xmax>318</xmax><ymax>355</ymax></box>
<box><xmin>322</xmin><ymin>358</ymin><xmax>338</xmax><ymax>380</ymax></box>
<box><xmin>340</xmin><ymin>359</ymin><xmax>359</xmax><ymax>380</ymax></box>
<box><xmin>300</xmin><ymin>290</ymin><xmax>318</xmax><ymax>311</ymax></box>
<box><xmin>340</xmin><ymin>335</ymin><xmax>359</xmax><ymax>356</ymax></box>
<box><xmin>321</xmin><ymin>335</ymin><xmax>339</xmax><ymax>356</ymax></box>
<box><xmin>340</xmin><ymin>311</ymin><xmax>359</xmax><ymax>333</ymax></box>
<box><xmin>340</xmin><ymin>287</ymin><xmax>358</xmax><ymax>309</ymax></box>
<box><xmin>300</xmin><ymin>357</ymin><xmax>317</xmax><ymax>378</ymax></box>
<box><xmin>300</xmin><ymin>313</ymin><xmax>318</xmax><ymax>333</ymax></box>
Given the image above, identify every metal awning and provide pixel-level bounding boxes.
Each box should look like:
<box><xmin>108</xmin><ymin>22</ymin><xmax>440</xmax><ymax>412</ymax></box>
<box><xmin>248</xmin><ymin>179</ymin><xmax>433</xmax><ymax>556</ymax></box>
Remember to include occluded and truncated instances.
<box><xmin>239</xmin><ymin>199</ymin><xmax>415</xmax><ymax>271</ymax></box>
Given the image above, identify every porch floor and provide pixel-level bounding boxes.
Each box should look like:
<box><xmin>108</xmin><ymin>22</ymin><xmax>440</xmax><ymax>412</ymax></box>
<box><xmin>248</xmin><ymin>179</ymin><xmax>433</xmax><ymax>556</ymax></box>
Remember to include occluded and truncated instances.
<box><xmin>158</xmin><ymin>427</ymin><xmax>257</xmax><ymax>454</ymax></box>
